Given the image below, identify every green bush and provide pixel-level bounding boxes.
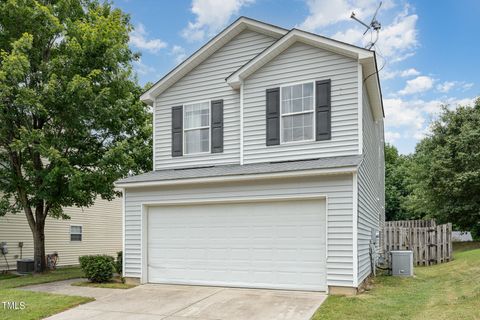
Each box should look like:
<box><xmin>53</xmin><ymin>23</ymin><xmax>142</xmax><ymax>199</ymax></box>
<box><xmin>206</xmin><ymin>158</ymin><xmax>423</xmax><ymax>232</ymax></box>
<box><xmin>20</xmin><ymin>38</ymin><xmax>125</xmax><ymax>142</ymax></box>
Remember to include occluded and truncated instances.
<box><xmin>115</xmin><ymin>251</ymin><xmax>122</xmax><ymax>275</ymax></box>
<box><xmin>79</xmin><ymin>255</ymin><xmax>114</xmax><ymax>283</ymax></box>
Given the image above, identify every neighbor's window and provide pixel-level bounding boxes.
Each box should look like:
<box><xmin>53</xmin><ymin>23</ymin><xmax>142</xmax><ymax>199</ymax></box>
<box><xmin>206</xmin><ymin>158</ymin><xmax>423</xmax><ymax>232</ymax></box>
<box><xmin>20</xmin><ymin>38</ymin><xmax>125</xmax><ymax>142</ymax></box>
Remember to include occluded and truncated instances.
<box><xmin>281</xmin><ymin>82</ymin><xmax>314</xmax><ymax>143</ymax></box>
<box><xmin>184</xmin><ymin>101</ymin><xmax>210</xmax><ymax>154</ymax></box>
<box><xmin>70</xmin><ymin>226</ymin><xmax>82</xmax><ymax>241</ymax></box>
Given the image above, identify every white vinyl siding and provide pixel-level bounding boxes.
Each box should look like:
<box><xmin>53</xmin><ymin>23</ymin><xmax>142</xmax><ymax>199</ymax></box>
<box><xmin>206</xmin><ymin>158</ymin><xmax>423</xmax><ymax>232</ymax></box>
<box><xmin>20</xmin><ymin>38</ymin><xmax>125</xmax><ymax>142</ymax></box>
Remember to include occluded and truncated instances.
<box><xmin>0</xmin><ymin>197</ymin><xmax>122</xmax><ymax>270</ymax></box>
<box><xmin>124</xmin><ymin>174</ymin><xmax>355</xmax><ymax>288</ymax></box>
<box><xmin>243</xmin><ymin>42</ymin><xmax>359</xmax><ymax>164</ymax></box>
<box><xmin>357</xmin><ymin>84</ymin><xmax>385</xmax><ymax>284</ymax></box>
<box><xmin>154</xmin><ymin>30</ymin><xmax>277</xmax><ymax>169</ymax></box>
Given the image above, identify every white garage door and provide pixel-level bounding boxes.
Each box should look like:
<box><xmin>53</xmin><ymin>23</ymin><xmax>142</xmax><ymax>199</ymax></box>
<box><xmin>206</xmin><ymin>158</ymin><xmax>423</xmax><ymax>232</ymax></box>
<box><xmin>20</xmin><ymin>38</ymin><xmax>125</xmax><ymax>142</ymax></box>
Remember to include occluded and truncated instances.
<box><xmin>147</xmin><ymin>199</ymin><xmax>326</xmax><ymax>291</ymax></box>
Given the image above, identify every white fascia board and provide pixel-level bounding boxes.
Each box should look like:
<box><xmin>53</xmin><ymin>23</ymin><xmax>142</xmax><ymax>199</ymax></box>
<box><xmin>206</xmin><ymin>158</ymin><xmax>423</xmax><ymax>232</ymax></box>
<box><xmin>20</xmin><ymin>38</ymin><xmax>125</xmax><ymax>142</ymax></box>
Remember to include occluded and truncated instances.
<box><xmin>115</xmin><ymin>166</ymin><xmax>359</xmax><ymax>189</ymax></box>
<box><xmin>359</xmin><ymin>56</ymin><xmax>383</xmax><ymax>120</ymax></box>
<box><xmin>227</xmin><ymin>29</ymin><xmax>374</xmax><ymax>88</ymax></box>
<box><xmin>140</xmin><ymin>17</ymin><xmax>286</xmax><ymax>104</ymax></box>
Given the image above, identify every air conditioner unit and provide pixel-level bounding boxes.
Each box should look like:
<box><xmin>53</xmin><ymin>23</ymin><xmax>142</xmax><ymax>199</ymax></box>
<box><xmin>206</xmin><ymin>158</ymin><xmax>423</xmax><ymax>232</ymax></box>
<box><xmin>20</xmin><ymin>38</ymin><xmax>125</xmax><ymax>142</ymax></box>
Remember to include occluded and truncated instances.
<box><xmin>391</xmin><ymin>250</ymin><xmax>413</xmax><ymax>276</ymax></box>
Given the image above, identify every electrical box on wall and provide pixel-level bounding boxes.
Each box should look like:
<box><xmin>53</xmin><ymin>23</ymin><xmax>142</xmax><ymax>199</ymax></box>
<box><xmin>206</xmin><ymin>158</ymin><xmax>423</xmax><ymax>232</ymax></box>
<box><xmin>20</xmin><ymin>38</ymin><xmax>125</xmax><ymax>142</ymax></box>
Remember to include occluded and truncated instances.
<box><xmin>0</xmin><ymin>242</ymin><xmax>8</xmax><ymax>255</ymax></box>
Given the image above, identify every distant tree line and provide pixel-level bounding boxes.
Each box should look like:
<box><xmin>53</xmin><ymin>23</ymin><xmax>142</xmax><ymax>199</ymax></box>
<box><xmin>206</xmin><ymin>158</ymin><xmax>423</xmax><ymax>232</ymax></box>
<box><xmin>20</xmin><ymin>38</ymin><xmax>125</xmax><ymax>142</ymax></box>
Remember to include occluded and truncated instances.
<box><xmin>385</xmin><ymin>98</ymin><xmax>480</xmax><ymax>239</ymax></box>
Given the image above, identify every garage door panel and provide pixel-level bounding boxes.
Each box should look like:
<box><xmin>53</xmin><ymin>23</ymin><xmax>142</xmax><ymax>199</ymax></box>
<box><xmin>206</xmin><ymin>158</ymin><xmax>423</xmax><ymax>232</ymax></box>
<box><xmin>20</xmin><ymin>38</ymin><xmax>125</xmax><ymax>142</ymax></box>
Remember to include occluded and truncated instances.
<box><xmin>147</xmin><ymin>199</ymin><xmax>326</xmax><ymax>291</ymax></box>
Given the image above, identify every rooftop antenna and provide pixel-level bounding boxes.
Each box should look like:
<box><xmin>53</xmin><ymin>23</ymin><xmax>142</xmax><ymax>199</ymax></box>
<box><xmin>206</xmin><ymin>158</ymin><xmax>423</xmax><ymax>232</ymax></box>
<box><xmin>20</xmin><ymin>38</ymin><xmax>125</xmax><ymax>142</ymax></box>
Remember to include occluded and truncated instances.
<box><xmin>350</xmin><ymin>1</ymin><xmax>382</xmax><ymax>49</ymax></box>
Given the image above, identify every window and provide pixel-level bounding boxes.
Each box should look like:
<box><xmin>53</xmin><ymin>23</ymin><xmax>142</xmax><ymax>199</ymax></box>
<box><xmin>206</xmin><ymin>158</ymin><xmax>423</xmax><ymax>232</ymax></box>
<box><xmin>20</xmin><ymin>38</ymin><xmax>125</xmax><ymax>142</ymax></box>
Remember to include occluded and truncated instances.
<box><xmin>281</xmin><ymin>82</ymin><xmax>314</xmax><ymax>143</ymax></box>
<box><xmin>184</xmin><ymin>101</ymin><xmax>210</xmax><ymax>154</ymax></box>
<box><xmin>70</xmin><ymin>226</ymin><xmax>82</xmax><ymax>241</ymax></box>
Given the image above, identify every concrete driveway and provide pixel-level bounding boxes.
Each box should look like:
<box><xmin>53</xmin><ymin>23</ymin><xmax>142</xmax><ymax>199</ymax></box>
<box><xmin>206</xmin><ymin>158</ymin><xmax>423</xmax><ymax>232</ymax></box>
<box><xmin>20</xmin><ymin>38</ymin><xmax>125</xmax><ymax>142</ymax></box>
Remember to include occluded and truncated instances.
<box><xmin>22</xmin><ymin>279</ymin><xmax>327</xmax><ymax>320</ymax></box>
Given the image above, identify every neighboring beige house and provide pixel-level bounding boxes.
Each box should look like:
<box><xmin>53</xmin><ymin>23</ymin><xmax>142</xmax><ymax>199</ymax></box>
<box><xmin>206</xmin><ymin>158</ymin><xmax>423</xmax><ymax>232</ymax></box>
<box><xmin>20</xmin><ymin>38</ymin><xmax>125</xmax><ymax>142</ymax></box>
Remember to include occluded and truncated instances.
<box><xmin>0</xmin><ymin>196</ymin><xmax>122</xmax><ymax>271</ymax></box>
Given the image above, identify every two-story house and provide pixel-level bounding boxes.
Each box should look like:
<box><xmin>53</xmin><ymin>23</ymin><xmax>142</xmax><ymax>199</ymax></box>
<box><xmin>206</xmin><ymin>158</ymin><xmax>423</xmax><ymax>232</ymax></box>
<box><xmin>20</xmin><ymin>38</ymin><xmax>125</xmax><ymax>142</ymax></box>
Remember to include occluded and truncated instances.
<box><xmin>116</xmin><ymin>17</ymin><xmax>385</xmax><ymax>295</ymax></box>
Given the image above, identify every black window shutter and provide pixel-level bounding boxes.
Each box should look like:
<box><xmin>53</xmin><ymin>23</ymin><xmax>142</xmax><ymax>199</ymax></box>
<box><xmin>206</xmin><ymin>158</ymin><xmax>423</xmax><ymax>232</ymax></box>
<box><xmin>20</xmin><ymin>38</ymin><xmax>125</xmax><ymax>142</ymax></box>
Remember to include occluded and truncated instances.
<box><xmin>171</xmin><ymin>106</ymin><xmax>183</xmax><ymax>157</ymax></box>
<box><xmin>211</xmin><ymin>99</ymin><xmax>224</xmax><ymax>153</ymax></box>
<box><xmin>266</xmin><ymin>88</ymin><xmax>280</xmax><ymax>146</ymax></box>
<box><xmin>315</xmin><ymin>80</ymin><xmax>331</xmax><ymax>141</ymax></box>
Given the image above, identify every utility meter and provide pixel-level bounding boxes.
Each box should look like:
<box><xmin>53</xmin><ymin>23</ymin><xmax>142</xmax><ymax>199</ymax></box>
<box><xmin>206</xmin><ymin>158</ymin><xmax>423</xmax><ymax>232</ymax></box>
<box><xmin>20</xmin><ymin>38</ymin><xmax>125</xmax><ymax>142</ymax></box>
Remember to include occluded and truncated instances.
<box><xmin>0</xmin><ymin>242</ymin><xmax>8</xmax><ymax>255</ymax></box>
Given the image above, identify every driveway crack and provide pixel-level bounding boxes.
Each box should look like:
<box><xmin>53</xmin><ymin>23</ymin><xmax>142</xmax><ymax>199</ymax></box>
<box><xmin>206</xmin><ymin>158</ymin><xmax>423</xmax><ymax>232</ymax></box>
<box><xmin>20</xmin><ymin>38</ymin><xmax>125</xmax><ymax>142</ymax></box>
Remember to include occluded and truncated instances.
<box><xmin>164</xmin><ymin>287</ymin><xmax>226</xmax><ymax>319</ymax></box>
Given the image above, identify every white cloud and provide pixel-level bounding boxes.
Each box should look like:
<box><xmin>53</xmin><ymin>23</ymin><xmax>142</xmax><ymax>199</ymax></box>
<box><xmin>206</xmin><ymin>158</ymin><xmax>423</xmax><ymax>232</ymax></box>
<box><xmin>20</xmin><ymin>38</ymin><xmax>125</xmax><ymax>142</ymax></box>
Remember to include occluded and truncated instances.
<box><xmin>300</xmin><ymin>0</ymin><xmax>394</xmax><ymax>31</ymax></box>
<box><xmin>385</xmin><ymin>130</ymin><xmax>401</xmax><ymax>143</ymax></box>
<box><xmin>384</xmin><ymin>96</ymin><xmax>477</xmax><ymax>144</ymax></box>
<box><xmin>130</xmin><ymin>23</ymin><xmax>167</xmax><ymax>53</ymax></box>
<box><xmin>182</xmin><ymin>0</ymin><xmax>254</xmax><ymax>42</ymax></box>
<box><xmin>170</xmin><ymin>45</ymin><xmax>187</xmax><ymax>65</ymax></box>
<box><xmin>462</xmin><ymin>82</ymin><xmax>474</xmax><ymax>91</ymax></box>
<box><xmin>436</xmin><ymin>81</ymin><xmax>456</xmax><ymax>93</ymax></box>
<box><xmin>381</xmin><ymin>67</ymin><xmax>420</xmax><ymax>80</ymax></box>
<box><xmin>398</xmin><ymin>76</ymin><xmax>434</xmax><ymax>95</ymax></box>
<box><xmin>400</xmin><ymin>68</ymin><xmax>420</xmax><ymax>77</ymax></box>
<box><xmin>133</xmin><ymin>59</ymin><xmax>155</xmax><ymax>76</ymax></box>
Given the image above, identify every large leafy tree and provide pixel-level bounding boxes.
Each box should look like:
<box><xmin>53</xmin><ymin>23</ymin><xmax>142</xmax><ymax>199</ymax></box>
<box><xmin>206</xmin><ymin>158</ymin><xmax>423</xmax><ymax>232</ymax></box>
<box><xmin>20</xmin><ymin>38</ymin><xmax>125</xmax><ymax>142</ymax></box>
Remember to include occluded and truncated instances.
<box><xmin>0</xmin><ymin>0</ymin><xmax>151</xmax><ymax>272</ymax></box>
<box><xmin>384</xmin><ymin>143</ymin><xmax>410</xmax><ymax>221</ymax></box>
<box><xmin>406</xmin><ymin>99</ymin><xmax>480</xmax><ymax>236</ymax></box>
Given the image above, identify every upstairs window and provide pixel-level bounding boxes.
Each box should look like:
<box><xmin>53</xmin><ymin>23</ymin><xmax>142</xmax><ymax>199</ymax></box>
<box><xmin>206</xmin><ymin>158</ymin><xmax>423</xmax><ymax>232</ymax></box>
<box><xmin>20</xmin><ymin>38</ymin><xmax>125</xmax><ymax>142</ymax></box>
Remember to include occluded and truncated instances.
<box><xmin>183</xmin><ymin>102</ymin><xmax>210</xmax><ymax>154</ymax></box>
<box><xmin>280</xmin><ymin>82</ymin><xmax>314</xmax><ymax>143</ymax></box>
<box><xmin>70</xmin><ymin>225</ymin><xmax>82</xmax><ymax>241</ymax></box>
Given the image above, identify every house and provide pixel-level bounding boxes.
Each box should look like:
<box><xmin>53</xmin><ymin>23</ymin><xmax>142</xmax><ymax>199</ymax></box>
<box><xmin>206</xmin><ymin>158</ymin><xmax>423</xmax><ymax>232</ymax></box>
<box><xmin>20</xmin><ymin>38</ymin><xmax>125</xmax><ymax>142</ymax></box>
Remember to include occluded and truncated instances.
<box><xmin>116</xmin><ymin>17</ymin><xmax>385</xmax><ymax>295</ymax></box>
<box><xmin>0</xmin><ymin>197</ymin><xmax>122</xmax><ymax>271</ymax></box>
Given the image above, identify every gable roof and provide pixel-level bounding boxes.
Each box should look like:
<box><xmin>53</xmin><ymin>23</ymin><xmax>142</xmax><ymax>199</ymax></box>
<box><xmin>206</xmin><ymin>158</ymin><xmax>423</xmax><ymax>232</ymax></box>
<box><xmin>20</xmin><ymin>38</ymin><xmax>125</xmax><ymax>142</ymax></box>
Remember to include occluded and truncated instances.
<box><xmin>226</xmin><ymin>28</ymin><xmax>383</xmax><ymax>119</ymax></box>
<box><xmin>140</xmin><ymin>17</ymin><xmax>287</xmax><ymax>104</ymax></box>
<box><xmin>140</xmin><ymin>16</ymin><xmax>384</xmax><ymax>119</ymax></box>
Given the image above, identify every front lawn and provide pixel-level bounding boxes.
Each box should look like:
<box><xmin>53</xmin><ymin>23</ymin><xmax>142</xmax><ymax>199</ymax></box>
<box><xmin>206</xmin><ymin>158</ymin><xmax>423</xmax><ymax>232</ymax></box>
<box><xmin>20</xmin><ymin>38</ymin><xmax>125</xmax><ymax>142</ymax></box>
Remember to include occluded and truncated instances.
<box><xmin>71</xmin><ymin>276</ymin><xmax>136</xmax><ymax>289</ymax></box>
<box><xmin>0</xmin><ymin>267</ymin><xmax>93</xmax><ymax>320</ymax></box>
<box><xmin>312</xmin><ymin>244</ymin><xmax>480</xmax><ymax>320</ymax></box>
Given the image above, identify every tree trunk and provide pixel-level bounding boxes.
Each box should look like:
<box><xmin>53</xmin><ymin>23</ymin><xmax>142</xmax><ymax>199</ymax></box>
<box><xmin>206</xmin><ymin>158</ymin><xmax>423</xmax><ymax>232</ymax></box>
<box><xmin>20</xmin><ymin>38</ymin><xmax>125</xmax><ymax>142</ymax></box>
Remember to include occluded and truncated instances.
<box><xmin>33</xmin><ymin>222</ymin><xmax>47</xmax><ymax>273</ymax></box>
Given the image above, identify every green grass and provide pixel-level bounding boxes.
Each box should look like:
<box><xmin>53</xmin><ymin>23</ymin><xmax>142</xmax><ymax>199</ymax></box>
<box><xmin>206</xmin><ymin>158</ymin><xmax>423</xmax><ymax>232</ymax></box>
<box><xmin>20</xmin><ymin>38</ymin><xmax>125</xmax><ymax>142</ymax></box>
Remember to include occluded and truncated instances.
<box><xmin>312</xmin><ymin>244</ymin><xmax>480</xmax><ymax>320</ymax></box>
<box><xmin>0</xmin><ymin>274</ymin><xmax>20</xmax><ymax>281</ymax></box>
<box><xmin>71</xmin><ymin>277</ymin><xmax>136</xmax><ymax>289</ymax></box>
<box><xmin>0</xmin><ymin>267</ymin><xmax>93</xmax><ymax>320</ymax></box>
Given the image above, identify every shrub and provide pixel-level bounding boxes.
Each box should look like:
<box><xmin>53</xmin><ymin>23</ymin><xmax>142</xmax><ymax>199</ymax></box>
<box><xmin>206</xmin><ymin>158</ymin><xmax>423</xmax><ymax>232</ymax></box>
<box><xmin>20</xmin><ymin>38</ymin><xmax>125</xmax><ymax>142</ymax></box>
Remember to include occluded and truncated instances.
<box><xmin>79</xmin><ymin>255</ymin><xmax>114</xmax><ymax>283</ymax></box>
<box><xmin>115</xmin><ymin>251</ymin><xmax>123</xmax><ymax>275</ymax></box>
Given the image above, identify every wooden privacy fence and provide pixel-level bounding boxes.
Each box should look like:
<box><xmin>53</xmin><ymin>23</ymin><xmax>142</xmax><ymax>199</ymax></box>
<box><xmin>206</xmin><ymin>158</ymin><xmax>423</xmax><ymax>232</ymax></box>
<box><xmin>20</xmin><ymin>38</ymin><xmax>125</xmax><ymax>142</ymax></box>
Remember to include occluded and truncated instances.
<box><xmin>383</xmin><ymin>220</ymin><xmax>452</xmax><ymax>266</ymax></box>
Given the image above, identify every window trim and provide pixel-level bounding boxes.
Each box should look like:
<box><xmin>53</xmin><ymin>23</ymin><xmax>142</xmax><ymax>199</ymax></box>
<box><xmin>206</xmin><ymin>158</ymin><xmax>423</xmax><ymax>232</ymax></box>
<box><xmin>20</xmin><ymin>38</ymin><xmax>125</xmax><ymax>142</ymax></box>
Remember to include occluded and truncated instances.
<box><xmin>70</xmin><ymin>225</ymin><xmax>83</xmax><ymax>242</ymax></box>
<box><xmin>279</xmin><ymin>80</ymin><xmax>316</xmax><ymax>144</ymax></box>
<box><xmin>182</xmin><ymin>100</ymin><xmax>212</xmax><ymax>155</ymax></box>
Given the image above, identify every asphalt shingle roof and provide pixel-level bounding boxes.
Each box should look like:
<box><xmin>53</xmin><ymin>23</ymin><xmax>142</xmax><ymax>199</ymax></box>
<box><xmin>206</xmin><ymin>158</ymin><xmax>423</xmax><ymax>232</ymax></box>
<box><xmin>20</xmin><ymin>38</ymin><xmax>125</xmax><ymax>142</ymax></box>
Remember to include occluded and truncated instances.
<box><xmin>116</xmin><ymin>155</ymin><xmax>363</xmax><ymax>185</ymax></box>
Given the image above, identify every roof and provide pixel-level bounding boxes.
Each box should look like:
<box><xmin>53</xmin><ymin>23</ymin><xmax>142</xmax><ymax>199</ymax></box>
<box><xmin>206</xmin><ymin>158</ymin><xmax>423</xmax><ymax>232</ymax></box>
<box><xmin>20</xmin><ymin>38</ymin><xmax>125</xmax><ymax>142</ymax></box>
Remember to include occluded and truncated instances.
<box><xmin>140</xmin><ymin>17</ymin><xmax>287</xmax><ymax>104</ymax></box>
<box><xmin>140</xmin><ymin>16</ymin><xmax>384</xmax><ymax>119</ymax></box>
<box><xmin>116</xmin><ymin>155</ymin><xmax>363</xmax><ymax>187</ymax></box>
<box><xmin>226</xmin><ymin>28</ymin><xmax>383</xmax><ymax>119</ymax></box>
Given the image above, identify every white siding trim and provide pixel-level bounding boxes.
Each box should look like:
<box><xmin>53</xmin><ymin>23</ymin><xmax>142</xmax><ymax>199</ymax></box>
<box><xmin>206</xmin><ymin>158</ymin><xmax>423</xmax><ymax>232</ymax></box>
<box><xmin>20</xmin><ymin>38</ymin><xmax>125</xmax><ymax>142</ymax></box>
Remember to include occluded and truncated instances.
<box><xmin>152</xmin><ymin>100</ymin><xmax>156</xmax><ymax>169</ymax></box>
<box><xmin>117</xmin><ymin>166</ymin><xmax>358</xmax><ymax>188</ymax></box>
<box><xmin>122</xmin><ymin>188</ymin><xmax>126</xmax><ymax>277</ymax></box>
<box><xmin>240</xmin><ymin>80</ymin><xmax>244</xmax><ymax>165</ymax></box>
<box><xmin>140</xmin><ymin>194</ymin><xmax>327</xmax><ymax>286</ymax></box>
<box><xmin>358</xmin><ymin>63</ymin><xmax>363</xmax><ymax>155</ymax></box>
<box><xmin>352</xmin><ymin>171</ymin><xmax>359</xmax><ymax>287</ymax></box>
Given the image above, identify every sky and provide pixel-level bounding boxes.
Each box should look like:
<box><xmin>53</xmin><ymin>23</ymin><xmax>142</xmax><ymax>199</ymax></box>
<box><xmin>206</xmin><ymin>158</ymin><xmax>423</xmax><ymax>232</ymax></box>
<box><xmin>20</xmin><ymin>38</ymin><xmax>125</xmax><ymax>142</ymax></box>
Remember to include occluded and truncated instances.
<box><xmin>115</xmin><ymin>0</ymin><xmax>480</xmax><ymax>154</ymax></box>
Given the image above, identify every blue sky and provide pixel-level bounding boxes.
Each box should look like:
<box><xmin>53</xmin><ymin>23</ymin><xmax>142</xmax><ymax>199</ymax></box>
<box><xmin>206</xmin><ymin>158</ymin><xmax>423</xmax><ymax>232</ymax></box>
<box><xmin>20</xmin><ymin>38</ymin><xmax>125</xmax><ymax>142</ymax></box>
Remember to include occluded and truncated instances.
<box><xmin>116</xmin><ymin>0</ymin><xmax>479</xmax><ymax>154</ymax></box>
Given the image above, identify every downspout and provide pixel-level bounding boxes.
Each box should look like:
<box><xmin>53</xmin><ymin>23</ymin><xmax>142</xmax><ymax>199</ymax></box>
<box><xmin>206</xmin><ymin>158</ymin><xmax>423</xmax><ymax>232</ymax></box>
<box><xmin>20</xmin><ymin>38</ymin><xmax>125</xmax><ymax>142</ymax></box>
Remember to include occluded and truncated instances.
<box><xmin>240</xmin><ymin>79</ymin><xmax>244</xmax><ymax>165</ymax></box>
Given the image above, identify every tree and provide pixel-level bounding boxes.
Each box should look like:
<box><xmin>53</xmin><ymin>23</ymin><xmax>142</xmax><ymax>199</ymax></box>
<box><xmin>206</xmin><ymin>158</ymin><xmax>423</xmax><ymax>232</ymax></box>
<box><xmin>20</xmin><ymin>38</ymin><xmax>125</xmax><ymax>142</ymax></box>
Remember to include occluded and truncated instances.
<box><xmin>405</xmin><ymin>99</ymin><xmax>480</xmax><ymax>237</ymax></box>
<box><xmin>0</xmin><ymin>0</ymin><xmax>151</xmax><ymax>272</ymax></box>
<box><xmin>384</xmin><ymin>143</ymin><xmax>410</xmax><ymax>221</ymax></box>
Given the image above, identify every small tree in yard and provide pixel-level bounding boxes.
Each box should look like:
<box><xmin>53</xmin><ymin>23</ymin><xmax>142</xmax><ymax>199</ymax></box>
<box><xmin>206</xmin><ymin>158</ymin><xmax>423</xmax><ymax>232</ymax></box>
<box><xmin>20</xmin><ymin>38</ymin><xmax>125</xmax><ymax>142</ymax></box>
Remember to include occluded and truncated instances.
<box><xmin>0</xmin><ymin>0</ymin><xmax>151</xmax><ymax>272</ymax></box>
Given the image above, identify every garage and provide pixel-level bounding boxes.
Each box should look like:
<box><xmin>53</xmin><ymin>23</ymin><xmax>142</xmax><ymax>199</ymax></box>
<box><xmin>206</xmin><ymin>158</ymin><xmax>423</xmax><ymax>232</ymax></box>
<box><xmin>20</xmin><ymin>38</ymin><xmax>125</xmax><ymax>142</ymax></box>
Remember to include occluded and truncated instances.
<box><xmin>146</xmin><ymin>198</ymin><xmax>327</xmax><ymax>291</ymax></box>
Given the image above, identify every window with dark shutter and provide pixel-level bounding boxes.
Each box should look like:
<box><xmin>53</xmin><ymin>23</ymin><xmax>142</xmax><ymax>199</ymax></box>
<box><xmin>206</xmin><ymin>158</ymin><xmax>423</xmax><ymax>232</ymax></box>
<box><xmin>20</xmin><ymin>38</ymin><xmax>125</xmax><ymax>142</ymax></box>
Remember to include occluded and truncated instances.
<box><xmin>315</xmin><ymin>80</ymin><xmax>331</xmax><ymax>141</ymax></box>
<box><xmin>171</xmin><ymin>106</ymin><xmax>183</xmax><ymax>157</ymax></box>
<box><xmin>211</xmin><ymin>100</ymin><xmax>224</xmax><ymax>153</ymax></box>
<box><xmin>266</xmin><ymin>88</ymin><xmax>280</xmax><ymax>146</ymax></box>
